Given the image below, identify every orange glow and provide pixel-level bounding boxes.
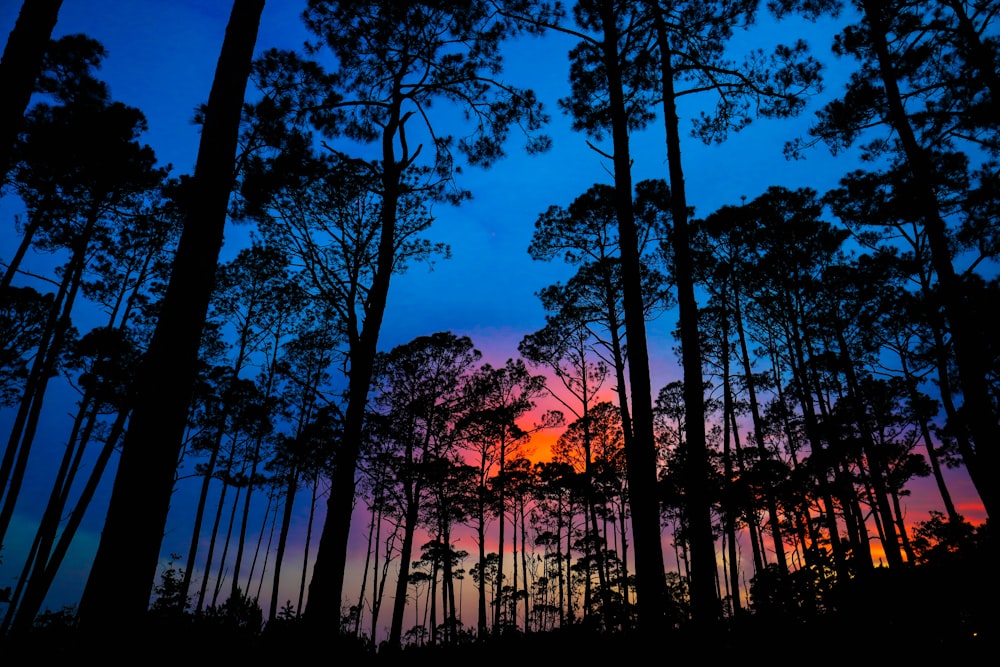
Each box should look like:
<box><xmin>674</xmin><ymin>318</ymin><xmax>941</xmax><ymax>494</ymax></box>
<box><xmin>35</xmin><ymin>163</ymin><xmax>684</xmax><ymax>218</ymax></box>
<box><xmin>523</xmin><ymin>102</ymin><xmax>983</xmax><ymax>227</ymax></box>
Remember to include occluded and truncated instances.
<box><xmin>528</xmin><ymin>429</ymin><xmax>559</xmax><ymax>462</ymax></box>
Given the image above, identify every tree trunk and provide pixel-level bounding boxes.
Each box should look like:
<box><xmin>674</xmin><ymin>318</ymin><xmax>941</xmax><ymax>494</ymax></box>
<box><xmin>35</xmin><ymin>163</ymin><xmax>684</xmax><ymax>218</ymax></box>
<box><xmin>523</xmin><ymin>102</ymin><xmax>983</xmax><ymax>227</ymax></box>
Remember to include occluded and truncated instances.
<box><xmin>734</xmin><ymin>295</ymin><xmax>789</xmax><ymax>574</ymax></box>
<box><xmin>196</xmin><ymin>462</ymin><xmax>231</xmax><ymax>613</ymax></box>
<box><xmin>388</xmin><ymin>488</ymin><xmax>421</xmax><ymax>647</ymax></box>
<box><xmin>595</xmin><ymin>0</ymin><xmax>668</xmax><ymax>633</ymax></box>
<box><xmin>652</xmin><ymin>9</ymin><xmax>718</xmax><ymax>628</ymax></box>
<box><xmin>0</xmin><ymin>0</ymin><xmax>63</xmax><ymax>183</ymax></box>
<box><xmin>268</xmin><ymin>469</ymin><xmax>299</xmax><ymax>621</ymax></box>
<box><xmin>476</xmin><ymin>494</ymin><xmax>488</xmax><ymax>635</ymax></box>
<box><xmin>77</xmin><ymin>0</ymin><xmax>264</xmax><ymax>631</ymax></box>
<box><xmin>8</xmin><ymin>404</ymin><xmax>125</xmax><ymax>631</ymax></box>
<box><xmin>719</xmin><ymin>303</ymin><xmax>743</xmax><ymax>618</ymax></box>
<box><xmin>297</xmin><ymin>476</ymin><xmax>319</xmax><ymax>615</ymax></box>
<box><xmin>182</xmin><ymin>440</ymin><xmax>221</xmax><ymax>605</ymax></box>
<box><xmin>3</xmin><ymin>391</ymin><xmax>93</xmax><ymax>631</ymax></box>
<box><xmin>211</xmin><ymin>478</ymin><xmax>243</xmax><ymax>608</ymax></box>
<box><xmin>305</xmin><ymin>92</ymin><xmax>403</xmax><ymax>635</ymax></box>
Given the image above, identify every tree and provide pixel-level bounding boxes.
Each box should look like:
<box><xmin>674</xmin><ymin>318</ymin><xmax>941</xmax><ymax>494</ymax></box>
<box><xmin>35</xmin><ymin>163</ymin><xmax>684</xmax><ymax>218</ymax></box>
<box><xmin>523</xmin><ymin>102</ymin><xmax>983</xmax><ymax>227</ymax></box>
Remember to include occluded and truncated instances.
<box><xmin>545</xmin><ymin>0</ymin><xmax>671</xmax><ymax>629</ymax></box>
<box><xmin>525</xmin><ymin>180</ymin><xmax>671</xmax><ymax>476</ymax></box>
<box><xmin>0</xmin><ymin>74</ymin><xmax>166</xmax><ymax>551</ymax></box>
<box><xmin>797</xmin><ymin>0</ymin><xmax>1000</xmax><ymax>519</ymax></box>
<box><xmin>178</xmin><ymin>244</ymin><xmax>297</xmax><ymax>609</ymax></box>
<box><xmin>78</xmin><ymin>0</ymin><xmax>265</xmax><ymax>630</ymax></box>
<box><xmin>0</xmin><ymin>0</ymin><xmax>63</xmax><ymax>185</ymax></box>
<box><xmin>369</xmin><ymin>331</ymin><xmax>481</xmax><ymax>649</ymax></box>
<box><xmin>265</xmin><ymin>319</ymin><xmax>340</xmax><ymax>623</ymax></box>
<box><xmin>698</xmin><ymin>200</ymin><xmax>791</xmax><ymax>578</ymax></box>
<box><xmin>247</xmin><ymin>0</ymin><xmax>548</xmax><ymax>629</ymax></box>
<box><xmin>0</xmin><ymin>287</ymin><xmax>48</xmax><ymax>406</ymax></box>
<box><xmin>641</xmin><ymin>0</ymin><xmax>823</xmax><ymax>625</ymax></box>
<box><xmin>2</xmin><ymin>34</ymin><xmax>111</xmax><ymax>291</ymax></box>
<box><xmin>459</xmin><ymin>357</ymin><xmax>559</xmax><ymax>635</ymax></box>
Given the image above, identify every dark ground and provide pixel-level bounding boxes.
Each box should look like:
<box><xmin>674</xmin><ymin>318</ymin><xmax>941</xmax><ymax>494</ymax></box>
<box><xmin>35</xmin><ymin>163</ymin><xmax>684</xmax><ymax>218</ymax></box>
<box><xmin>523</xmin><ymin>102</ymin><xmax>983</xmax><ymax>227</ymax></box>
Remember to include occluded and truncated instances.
<box><xmin>1</xmin><ymin>545</ymin><xmax>994</xmax><ymax>663</ymax></box>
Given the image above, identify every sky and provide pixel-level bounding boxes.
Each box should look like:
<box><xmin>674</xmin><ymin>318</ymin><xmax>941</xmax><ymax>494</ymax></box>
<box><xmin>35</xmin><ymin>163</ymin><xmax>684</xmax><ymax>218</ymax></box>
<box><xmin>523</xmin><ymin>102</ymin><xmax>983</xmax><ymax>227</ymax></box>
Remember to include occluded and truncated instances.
<box><xmin>0</xmin><ymin>0</ymin><xmax>987</xmax><ymax>629</ymax></box>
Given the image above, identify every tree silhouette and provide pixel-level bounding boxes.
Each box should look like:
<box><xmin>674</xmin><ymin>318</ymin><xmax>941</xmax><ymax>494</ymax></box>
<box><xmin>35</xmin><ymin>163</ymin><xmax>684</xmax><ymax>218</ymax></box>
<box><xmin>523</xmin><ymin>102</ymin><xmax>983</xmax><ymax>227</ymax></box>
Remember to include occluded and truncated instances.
<box><xmin>246</xmin><ymin>0</ymin><xmax>548</xmax><ymax>628</ymax></box>
<box><xmin>78</xmin><ymin>0</ymin><xmax>265</xmax><ymax>631</ymax></box>
<box><xmin>0</xmin><ymin>0</ymin><xmax>62</xmax><ymax>184</ymax></box>
<box><xmin>798</xmin><ymin>0</ymin><xmax>1000</xmax><ymax>519</ymax></box>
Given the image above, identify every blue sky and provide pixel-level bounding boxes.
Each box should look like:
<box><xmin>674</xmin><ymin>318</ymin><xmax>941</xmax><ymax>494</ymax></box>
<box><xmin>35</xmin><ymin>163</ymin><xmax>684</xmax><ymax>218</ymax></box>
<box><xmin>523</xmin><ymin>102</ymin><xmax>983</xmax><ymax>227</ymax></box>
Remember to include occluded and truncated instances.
<box><xmin>1</xmin><ymin>0</ymin><xmax>985</xmax><ymax>623</ymax></box>
<box><xmin>0</xmin><ymin>0</ymin><xmax>853</xmax><ymax>360</ymax></box>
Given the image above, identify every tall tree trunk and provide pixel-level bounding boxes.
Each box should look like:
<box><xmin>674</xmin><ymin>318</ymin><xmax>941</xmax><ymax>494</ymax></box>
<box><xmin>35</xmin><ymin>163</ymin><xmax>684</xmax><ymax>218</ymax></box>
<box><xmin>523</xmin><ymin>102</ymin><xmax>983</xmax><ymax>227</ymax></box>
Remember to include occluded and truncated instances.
<box><xmin>297</xmin><ymin>476</ymin><xmax>319</xmax><ymax>615</ymax></box>
<box><xmin>493</xmin><ymin>451</ymin><xmax>507</xmax><ymax>632</ymax></box>
<box><xmin>371</xmin><ymin>510</ymin><xmax>395</xmax><ymax>642</ymax></box>
<box><xmin>196</xmin><ymin>464</ymin><xmax>230</xmax><ymax>613</ymax></box>
<box><xmin>388</xmin><ymin>486</ymin><xmax>421</xmax><ymax>647</ymax></box>
<box><xmin>3</xmin><ymin>391</ymin><xmax>93</xmax><ymax>631</ymax></box>
<box><xmin>212</xmin><ymin>478</ymin><xmax>244</xmax><ymax>608</ymax></box>
<box><xmin>0</xmin><ymin>0</ymin><xmax>62</xmax><ymax>183</ymax></box>
<box><xmin>249</xmin><ymin>493</ymin><xmax>276</xmax><ymax>601</ymax></box>
<box><xmin>734</xmin><ymin>296</ymin><xmax>789</xmax><ymax>574</ymax></box>
<box><xmin>719</xmin><ymin>302</ymin><xmax>743</xmax><ymax>618</ymax></box>
<box><xmin>352</xmin><ymin>494</ymin><xmax>376</xmax><ymax>637</ymax></box>
<box><xmin>268</xmin><ymin>468</ymin><xmax>299</xmax><ymax>621</ymax></box>
<box><xmin>652</xmin><ymin>9</ymin><xmax>717</xmax><ymax>627</ymax></box>
<box><xmin>595</xmin><ymin>0</ymin><xmax>668</xmax><ymax>632</ymax></box>
<box><xmin>230</xmin><ymin>442</ymin><xmax>261</xmax><ymax>601</ymax></box>
<box><xmin>182</xmin><ymin>440</ymin><xmax>222</xmax><ymax>605</ymax></box>
<box><xmin>476</xmin><ymin>492</ymin><xmax>488</xmax><ymax>635</ymax></box>
<box><xmin>305</xmin><ymin>94</ymin><xmax>403</xmax><ymax>634</ymax></box>
<box><xmin>519</xmin><ymin>499</ymin><xmax>530</xmax><ymax>632</ymax></box>
<box><xmin>77</xmin><ymin>0</ymin><xmax>264</xmax><ymax>631</ymax></box>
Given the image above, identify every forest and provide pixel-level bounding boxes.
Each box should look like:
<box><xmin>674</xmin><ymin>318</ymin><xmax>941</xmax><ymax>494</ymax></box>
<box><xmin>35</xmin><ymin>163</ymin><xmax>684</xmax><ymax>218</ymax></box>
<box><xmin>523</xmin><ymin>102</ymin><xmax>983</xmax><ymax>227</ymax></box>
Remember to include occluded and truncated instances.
<box><xmin>0</xmin><ymin>0</ymin><xmax>994</xmax><ymax>660</ymax></box>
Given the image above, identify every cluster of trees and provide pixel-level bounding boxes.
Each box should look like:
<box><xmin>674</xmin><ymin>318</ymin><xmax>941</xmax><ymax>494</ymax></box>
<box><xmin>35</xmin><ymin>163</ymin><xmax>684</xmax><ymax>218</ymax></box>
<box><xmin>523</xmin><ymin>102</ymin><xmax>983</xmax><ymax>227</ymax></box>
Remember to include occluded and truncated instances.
<box><xmin>0</xmin><ymin>0</ymin><xmax>994</xmax><ymax>652</ymax></box>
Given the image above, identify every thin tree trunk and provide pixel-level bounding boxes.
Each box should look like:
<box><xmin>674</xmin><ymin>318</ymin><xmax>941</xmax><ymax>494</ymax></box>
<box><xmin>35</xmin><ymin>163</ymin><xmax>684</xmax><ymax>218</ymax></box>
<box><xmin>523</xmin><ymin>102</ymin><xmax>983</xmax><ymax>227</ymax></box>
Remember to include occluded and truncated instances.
<box><xmin>2</xmin><ymin>392</ymin><xmax>94</xmax><ymax>631</ymax></box>
<box><xmin>183</xmin><ymin>441</ymin><xmax>222</xmax><ymax>605</ymax></box>
<box><xmin>519</xmin><ymin>501</ymin><xmax>530</xmax><ymax>632</ymax></box>
<box><xmin>734</xmin><ymin>296</ymin><xmax>788</xmax><ymax>574</ymax></box>
<box><xmin>388</xmin><ymin>479</ymin><xmax>422</xmax><ymax>647</ymax></box>
<box><xmin>230</xmin><ymin>439</ymin><xmax>262</xmax><ymax>601</ymax></box>
<box><xmin>720</xmin><ymin>312</ymin><xmax>743</xmax><ymax>618</ymax></box>
<box><xmin>651</xmin><ymin>8</ymin><xmax>718</xmax><ymax>627</ymax></box>
<box><xmin>297</xmin><ymin>476</ymin><xmax>319</xmax><ymax>615</ymax></box>
<box><xmin>8</xmin><ymin>405</ymin><xmax>125</xmax><ymax>631</ymax></box>
<box><xmin>212</xmin><ymin>479</ymin><xmax>244</xmax><ymax>607</ymax></box>
<box><xmin>354</xmin><ymin>493</ymin><xmax>378</xmax><ymax>637</ymax></box>
<box><xmin>595</xmin><ymin>0</ymin><xmax>668</xmax><ymax>632</ymax></box>
<box><xmin>252</xmin><ymin>493</ymin><xmax>277</xmax><ymax>601</ymax></box>
<box><xmin>268</xmin><ymin>469</ymin><xmax>298</xmax><ymax>622</ymax></box>
<box><xmin>197</xmin><ymin>477</ymin><xmax>230</xmax><ymax>613</ymax></box>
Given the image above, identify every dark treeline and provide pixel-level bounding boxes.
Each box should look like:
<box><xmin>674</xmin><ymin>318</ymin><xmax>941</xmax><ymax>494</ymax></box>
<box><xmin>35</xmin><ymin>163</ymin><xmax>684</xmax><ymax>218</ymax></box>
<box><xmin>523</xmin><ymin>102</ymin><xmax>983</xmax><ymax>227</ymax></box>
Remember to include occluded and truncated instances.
<box><xmin>0</xmin><ymin>0</ymin><xmax>994</xmax><ymax>659</ymax></box>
